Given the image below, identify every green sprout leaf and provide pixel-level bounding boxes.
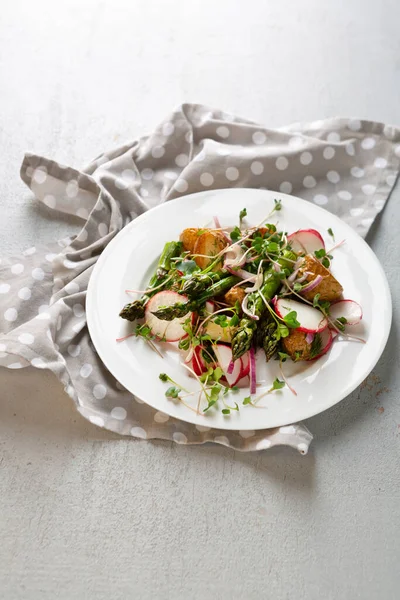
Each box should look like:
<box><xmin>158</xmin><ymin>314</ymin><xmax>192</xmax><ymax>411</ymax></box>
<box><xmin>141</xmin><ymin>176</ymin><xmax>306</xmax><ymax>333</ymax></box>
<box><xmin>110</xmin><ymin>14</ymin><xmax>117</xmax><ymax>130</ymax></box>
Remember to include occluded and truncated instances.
<box><xmin>314</xmin><ymin>249</ymin><xmax>326</xmax><ymax>259</ymax></box>
<box><xmin>283</xmin><ymin>310</ymin><xmax>300</xmax><ymax>329</ymax></box>
<box><xmin>178</xmin><ymin>338</ymin><xmax>190</xmax><ymax>351</ymax></box>
<box><xmin>135</xmin><ymin>324</ymin><xmax>154</xmax><ymax>340</ymax></box>
<box><xmin>278</xmin><ymin>351</ymin><xmax>291</xmax><ymax>362</ymax></box>
<box><xmin>243</xmin><ymin>396</ymin><xmax>252</xmax><ymax>405</ymax></box>
<box><xmin>222</xmin><ymin>408</ymin><xmax>230</xmax><ymax>415</ymax></box>
<box><xmin>239</xmin><ymin>208</ymin><xmax>247</xmax><ymax>224</ymax></box>
<box><xmin>230</xmin><ymin>226</ymin><xmax>242</xmax><ymax>242</ymax></box>
<box><xmin>267</xmin><ymin>242</ymin><xmax>279</xmax><ymax>253</ymax></box>
<box><xmin>273</xmin><ymin>199</ymin><xmax>282</xmax><ymax>211</ymax></box>
<box><xmin>165</xmin><ymin>386</ymin><xmax>181</xmax><ymax>398</ymax></box>
<box><xmin>203</xmin><ymin>399</ymin><xmax>217</xmax><ymax>412</ymax></box>
<box><xmin>213</xmin><ymin>367</ymin><xmax>224</xmax><ymax>382</ymax></box>
<box><xmin>313</xmin><ymin>293</ymin><xmax>331</xmax><ymax>314</ymax></box>
<box><xmin>159</xmin><ymin>372</ymin><xmax>189</xmax><ymax>393</ymax></box>
<box><xmin>276</xmin><ymin>323</ymin><xmax>289</xmax><ymax>340</ymax></box>
<box><xmin>230</xmin><ymin>314</ymin><xmax>239</xmax><ymax>327</ymax></box>
<box><xmin>175</xmin><ymin>259</ymin><xmax>199</xmax><ymax>275</ymax></box>
<box><xmin>334</xmin><ymin>316</ymin><xmax>347</xmax><ymax>332</ymax></box>
<box><xmin>214</xmin><ymin>314</ymin><xmax>229</xmax><ymax>328</ymax></box>
<box><xmin>271</xmin><ymin>378</ymin><xmax>285</xmax><ymax>391</ymax></box>
<box><xmin>327</xmin><ymin>228</ymin><xmax>334</xmax><ymax>239</ymax></box>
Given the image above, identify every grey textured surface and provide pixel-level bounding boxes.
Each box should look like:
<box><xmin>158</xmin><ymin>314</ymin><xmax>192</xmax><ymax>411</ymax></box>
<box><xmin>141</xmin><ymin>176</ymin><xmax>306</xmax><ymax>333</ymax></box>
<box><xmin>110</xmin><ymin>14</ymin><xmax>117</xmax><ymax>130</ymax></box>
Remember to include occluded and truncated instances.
<box><xmin>1</xmin><ymin>1</ymin><xmax>399</xmax><ymax>599</ymax></box>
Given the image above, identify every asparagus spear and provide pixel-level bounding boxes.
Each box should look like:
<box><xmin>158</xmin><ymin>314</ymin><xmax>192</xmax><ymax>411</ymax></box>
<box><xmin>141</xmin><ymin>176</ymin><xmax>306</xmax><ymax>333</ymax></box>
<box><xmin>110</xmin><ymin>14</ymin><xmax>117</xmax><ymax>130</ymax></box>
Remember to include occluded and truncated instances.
<box><xmin>231</xmin><ymin>249</ymin><xmax>297</xmax><ymax>360</ymax></box>
<box><xmin>182</xmin><ymin>269</ymin><xmax>229</xmax><ymax>297</ymax></box>
<box><xmin>151</xmin><ymin>275</ymin><xmax>240</xmax><ymax>320</ymax></box>
<box><xmin>257</xmin><ymin>317</ymin><xmax>279</xmax><ymax>362</ymax></box>
<box><xmin>119</xmin><ymin>241</ymin><xmax>182</xmax><ymax>321</ymax></box>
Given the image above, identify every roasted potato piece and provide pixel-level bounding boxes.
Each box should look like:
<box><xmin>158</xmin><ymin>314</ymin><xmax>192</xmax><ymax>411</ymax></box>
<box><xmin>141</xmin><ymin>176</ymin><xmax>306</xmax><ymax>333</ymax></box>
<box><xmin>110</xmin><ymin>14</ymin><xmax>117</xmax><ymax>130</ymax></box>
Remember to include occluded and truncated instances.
<box><xmin>180</xmin><ymin>228</ymin><xmax>202</xmax><ymax>253</ymax></box>
<box><xmin>299</xmin><ymin>254</ymin><xmax>343</xmax><ymax>302</ymax></box>
<box><xmin>193</xmin><ymin>230</ymin><xmax>228</xmax><ymax>271</ymax></box>
<box><xmin>224</xmin><ymin>286</ymin><xmax>246</xmax><ymax>307</ymax></box>
<box><xmin>282</xmin><ymin>329</ymin><xmax>312</xmax><ymax>361</ymax></box>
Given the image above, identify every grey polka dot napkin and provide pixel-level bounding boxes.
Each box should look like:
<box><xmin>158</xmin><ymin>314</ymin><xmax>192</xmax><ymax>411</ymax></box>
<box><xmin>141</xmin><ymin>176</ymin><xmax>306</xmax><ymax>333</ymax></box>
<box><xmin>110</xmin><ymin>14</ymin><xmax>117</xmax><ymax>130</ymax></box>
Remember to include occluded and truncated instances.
<box><xmin>1</xmin><ymin>104</ymin><xmax>399</xmax><ymax>454</ymax></box>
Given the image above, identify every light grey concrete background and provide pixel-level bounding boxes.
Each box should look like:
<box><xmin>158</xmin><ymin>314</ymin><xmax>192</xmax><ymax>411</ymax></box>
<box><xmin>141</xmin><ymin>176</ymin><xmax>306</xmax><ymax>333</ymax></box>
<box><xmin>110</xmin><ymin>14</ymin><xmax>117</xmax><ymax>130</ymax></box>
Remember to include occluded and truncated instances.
<box><xmin>1</xmin><ymin>1</ymin><xmax>399</xmax><ymax>599</ymax></box>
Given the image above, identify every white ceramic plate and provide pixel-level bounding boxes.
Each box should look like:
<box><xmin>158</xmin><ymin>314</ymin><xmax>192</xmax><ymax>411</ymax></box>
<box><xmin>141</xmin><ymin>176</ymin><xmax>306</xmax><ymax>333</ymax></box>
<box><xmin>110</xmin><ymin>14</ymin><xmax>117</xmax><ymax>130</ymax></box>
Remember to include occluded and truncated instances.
<box><xmin>87</xmin><ymin>189</ymin><xmax>391</xmax><ymax>430</ymax></box>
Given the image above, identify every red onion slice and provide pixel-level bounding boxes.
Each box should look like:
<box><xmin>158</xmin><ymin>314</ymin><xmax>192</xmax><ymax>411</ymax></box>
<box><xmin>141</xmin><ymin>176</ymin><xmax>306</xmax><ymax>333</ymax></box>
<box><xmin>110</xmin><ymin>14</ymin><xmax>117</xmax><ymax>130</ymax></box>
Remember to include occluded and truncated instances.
<box><xmin>224</xmin><ymin>245</ymin><xmax>246</xmax><ymax>268</ymax></box>
<box><xmin>213</xmin><ymin>215</ymin><xmax>222</xmax><ymax>229</ymax></box>
<box><xmin>227</xmin><ymin>360</ymin><xmax>235</xmax><ymax>375</ymax></box>
<box><xmin>249</xmin><ymin>348</ymin><xmax>257</xmax><ymax>395</ymax></box>
<box><xmin>273</xmin><ymin>262</ymin><xmax>282</xmax><ymax>273</ymax></box>
<box><xmin>245</xmin><ymin>272</ymin><xmax>263</xmax><ymax>293</ymax></box>
<box><xmin>305</xmin><ymin>332</ymin><xmax>314</xmax><ymax>344</ymax></box>
<box><xmin>242</xmin><ymin>295</ymin><xmax>259</xmax><ymax>321</ymax></box>
<box><xmin>301</xmin><ymin>275</ymin><xmax>323</xmax><ymax>293</ymax></box>
<box><xmin>226</xmin><ymin>266</ymin><xmax>257</xmax><ymax>281</ymax></box>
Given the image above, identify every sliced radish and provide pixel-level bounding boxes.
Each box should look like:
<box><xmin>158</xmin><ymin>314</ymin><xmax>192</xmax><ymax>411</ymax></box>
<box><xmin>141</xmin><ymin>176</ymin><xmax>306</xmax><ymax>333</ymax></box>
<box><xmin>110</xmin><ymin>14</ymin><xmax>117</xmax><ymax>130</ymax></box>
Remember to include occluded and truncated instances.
<box><xmin>192</xmin><ymin>346</ymin><xmax>206</xmax><ymax>376</ymax></box>
<box><xmin>145</xmin><ymin>291</ymin><xmax>194</xmax><ymax>342</ymax></box>
<box><xmin>329</xmin><ymin>299</ymin><xmax>362</xmax><ymax>326</ymax></box>
<box><xmin>214</xmin><ymin>343</ymin><xmax>242</xmax><ymax>387</ymax></box>
<box><xmin>288</xmin><ymin>229</ymin><xmax>325</xmax><ymax>255</ymax></box>
<box><xmin>310</xmin><ymin>328</ymin><xmax>333</xmax><ymax>360</ymax></box>
<box><xmin>330</xmin><ymin>328</ymin><xmax>339</xmax><ymax>340</ymax></box>
<box><xmin>205</xmin><ymin>301</ymin><xmax>216</xmax><ymax>315</ymax></box>
<box><xmin>240</xmin><ymin>352</ymin><xmax>250</xmax><ymax>378</ymax></box>
<box><xmin>273</xmin><ymin>297</ymin><xmax>328</xmax><ymax>333</ymax></box>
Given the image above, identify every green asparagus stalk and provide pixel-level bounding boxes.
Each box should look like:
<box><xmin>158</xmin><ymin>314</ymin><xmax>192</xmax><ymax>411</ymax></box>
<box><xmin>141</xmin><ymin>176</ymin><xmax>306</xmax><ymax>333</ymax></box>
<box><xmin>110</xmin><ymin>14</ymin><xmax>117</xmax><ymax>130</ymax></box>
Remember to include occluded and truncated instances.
<box><xmin>257</xmin><ymin>317</ymin><xmax>279</xmax><ymax>362</ymax></box>
<box><xmin>231</xmin><ymin>249</ymin><xmax>297</xmax><ymax>360</ymax></box>
<box><xmin>119</xmin><ymin>241</ymin><xmax>182</xmax><ymax>321</ymax></box>
<box><xmin>151</xmin><ymin>275</ymin><xmax>240</xmax><ymax>321</ymax></box>
<box><xmin>182</xmin><ymin>269</ymin><xmax>229</xmax><ymax>297</ymax></box>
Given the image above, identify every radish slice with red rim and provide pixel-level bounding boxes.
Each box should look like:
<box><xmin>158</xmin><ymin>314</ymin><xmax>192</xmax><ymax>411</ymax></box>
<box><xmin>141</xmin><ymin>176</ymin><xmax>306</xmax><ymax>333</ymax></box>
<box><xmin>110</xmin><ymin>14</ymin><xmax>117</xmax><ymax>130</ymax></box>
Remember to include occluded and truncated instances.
<box><xmin>273</xmin><ymin>297</ymin><xmax>328</xmax><ymax>333</ymax></box>
<box><xmin>192</xmin><ymin>347</ymin><xmax>204</xmax><ymax>376</ymax></box>
<box><xmin>205</xmin><ymin>301</ymin><xmax>216</xmax><ymax>315</ymax></box>
<box><xmin>329</xmin><ymin>299</ymin><xmax>363</xmax><ymax>325</ymax></box>
<box><xmin>214</xmin><ymin>343</ymin><xmax>242</xmax><ymax>387</ymax></box>
<box><xmin>240</xmin><ymin>352</ymin><xmax>250</xmax><ymax>378</ymax></box>
<box><xmin>287</xmin><ymin>229</ymin><xmax>325</xmax><ymax>255</ymax></box>
<box><xmin>310</xmin><ymin>328</ymin><xmax>333</xmax><ymax>360</ymax></box>
<box><xmin>145</xmin><ymin>291</ymin><xmax>194</xmax><ymax>341</ymax></box>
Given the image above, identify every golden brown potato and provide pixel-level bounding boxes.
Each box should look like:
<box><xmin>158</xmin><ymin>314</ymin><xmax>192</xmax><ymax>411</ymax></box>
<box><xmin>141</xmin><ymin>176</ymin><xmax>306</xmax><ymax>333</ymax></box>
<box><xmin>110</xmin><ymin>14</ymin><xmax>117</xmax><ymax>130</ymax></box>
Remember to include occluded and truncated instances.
<box><xmin>180</xmin><ymin>228</ymin><xmax>202</xmax><ymax>253</ymax></box>
<box><xmin>282</xmin><ymin>329</ymin><xmax>312</xmax><ymax>361</ymax></box>
<box><xmin>224</xmin><ymin>286</ymin><xmax>246</xmax><ymax>307</ymax></box>
<box><xmin>193</xmin><ymin>230</ymin><xmax>228</xmax><ymax>271</ymax></box>
<box><xmin>299</xmin><ymin>254</ymin><xmax>343</xmax><ymax>302</ymax></box>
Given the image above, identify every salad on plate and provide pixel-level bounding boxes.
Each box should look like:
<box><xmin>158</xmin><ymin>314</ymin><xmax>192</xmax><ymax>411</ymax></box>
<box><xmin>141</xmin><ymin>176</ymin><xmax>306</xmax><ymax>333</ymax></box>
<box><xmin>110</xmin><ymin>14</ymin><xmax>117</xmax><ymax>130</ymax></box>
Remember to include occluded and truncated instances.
<box><xmin>118</xmin><ymin>202</ymin><xmax>364</xmax><ymax>414</ymax></box>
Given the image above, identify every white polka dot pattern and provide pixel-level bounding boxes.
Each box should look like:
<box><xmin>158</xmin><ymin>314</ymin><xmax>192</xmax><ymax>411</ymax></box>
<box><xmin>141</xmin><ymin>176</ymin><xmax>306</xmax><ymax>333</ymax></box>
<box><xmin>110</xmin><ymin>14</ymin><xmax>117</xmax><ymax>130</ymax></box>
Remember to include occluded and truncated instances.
<box><xmin>252</xmin><ymin>131</ymin><xmax>266</xmax><ymax>145</ymax></box>
<box><xmin>111</xmin><ymin>407</ymin><xmax>127</xmax><ymax>420</ymax></box>
<box><xmin>216</xmin><ymin>126</ymin><xmax>230</xmax><ymax>139</ymax></box>
<box><xmin>200</xmin><ymin>173</ymin><xmax>214</xmax><ymax>187</ymax></box>
<box><xmin>276</xmin><ymin>156</ymin><xmax>288</xmax><ymax>170</ymax></box>
<box><xmin>225</xmin><ymin>167</ymin><xmax>239</xmax><ymax>181</ymax></box>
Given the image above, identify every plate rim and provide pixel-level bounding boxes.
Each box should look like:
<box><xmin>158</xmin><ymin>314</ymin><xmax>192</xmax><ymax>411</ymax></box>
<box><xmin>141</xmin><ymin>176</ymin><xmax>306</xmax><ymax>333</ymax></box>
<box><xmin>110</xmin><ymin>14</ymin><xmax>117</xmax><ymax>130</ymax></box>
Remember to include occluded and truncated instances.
<box><xmin>87</xmin><ymin>188</ymin><xmax>392</xmax><ymax>430</ymax></box>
